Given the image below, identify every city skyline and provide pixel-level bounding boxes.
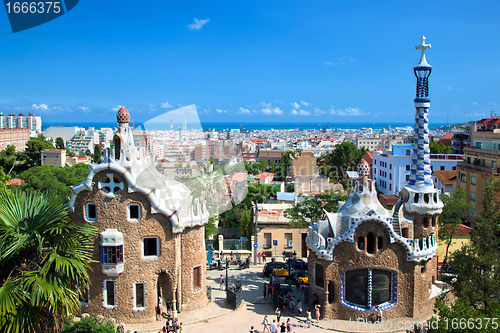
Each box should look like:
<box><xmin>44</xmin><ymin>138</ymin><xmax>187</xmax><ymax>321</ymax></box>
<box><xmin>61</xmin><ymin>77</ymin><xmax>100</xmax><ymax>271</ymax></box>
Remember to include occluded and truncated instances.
<box><xmin>1</xmin><ymin>1</ymin><xmax>499</xmax><ymax>125</ymax></box>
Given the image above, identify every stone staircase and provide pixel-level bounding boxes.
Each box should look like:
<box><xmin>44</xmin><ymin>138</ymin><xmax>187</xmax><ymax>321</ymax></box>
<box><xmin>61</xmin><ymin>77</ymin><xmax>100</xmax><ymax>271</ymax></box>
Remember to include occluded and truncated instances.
<box><xmin>392</xmin><ymin>201</ymin><xmax>402</xmax><ymax>236</ymax></box>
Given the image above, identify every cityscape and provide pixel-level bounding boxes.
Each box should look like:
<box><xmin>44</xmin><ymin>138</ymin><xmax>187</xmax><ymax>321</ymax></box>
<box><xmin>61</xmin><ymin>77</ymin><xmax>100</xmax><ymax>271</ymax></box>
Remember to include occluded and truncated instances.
<box><xmin>1</xmin><ymin>2</ymin><xmax>500</xmax><ymax>333</ymax></box>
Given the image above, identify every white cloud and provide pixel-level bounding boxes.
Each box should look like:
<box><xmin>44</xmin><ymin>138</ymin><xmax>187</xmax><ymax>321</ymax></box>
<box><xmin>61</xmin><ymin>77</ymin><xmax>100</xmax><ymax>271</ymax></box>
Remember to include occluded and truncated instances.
<box><xmin>262</xmin><ymin>107</ymin><xmax>283</xmax><ymax>115</ymax></box>
<box><xmin>470</xmin><ymin>113</ymin><xmax>487</xmax><ymax>117</ymax></box>
<box><xmin>259</xmin><ymin>101</ymin><xmax>272</xmax><ymax>108</ymax></box>
<box><xmin>340</xmin><ymin>55</ymin><xmax>355</xmax><ymax>65</ymax></box>
<box><xmin>32</xmin><ymin>103</ymin><xmax>49</xmax><ymax>110</ymax></box>
<box><xmin>216</xmin><ymin>109</ymin><xmax>228</xmax><ymax>113</ymax></box>
<box><xmin>238</xmin><ymin>107</ymin><xmax>251</xmax><ymax>114</ymax></box>
<box><xmin>301</xmin><ymin>101</ymin><xmax>310</xmax><ymax>106</ymax></box>
<box><xmin>275</xmin><ymin>100</ymin><xmax>283</xmax><ymax>104</ymax></box>
<box><xmin>187</xmin><ymin>18</ymin><xmax>210</xmax><ymax>30</ymax></box>
<box><xmin>330</xmin><ymin>107</ymin><xmax>368</xmax><ymax>116</ymax></box>
<box><xmin>111</xmin><ymin>105</ymin><xmax>124</xmax><ymax>112</ymax></box>
<box><xmin>314</xmin><ymin>107</ymin><xmax>325</xmax><ymax>114</ymax></box>
<box><xmin>472</xmin><ymin>102</ymin><xmax>478</xmax><ymax>105</ymax></box>
<box><xmin>291</xmin><ymin>109</ymin><xmax>310</xmax><ymax>116</ymax></box>
<box><xmin>77</xmin><ymin>106</ymin><xmax>90</xmax><ymax>112</ymax></box>
<box><xmin>161</xmin><ymin>102</ymin><xmax>173</xmax><ymax>108</ymax></box>
<box><xmin>291</xmin><ymin>102</ymin><xmax>300</xmax><ymax>109</ymax></box>
<box><xmin>325</xmin><ymin>62</ymin><xmax>335</xmax><ymax>66</ymax></box>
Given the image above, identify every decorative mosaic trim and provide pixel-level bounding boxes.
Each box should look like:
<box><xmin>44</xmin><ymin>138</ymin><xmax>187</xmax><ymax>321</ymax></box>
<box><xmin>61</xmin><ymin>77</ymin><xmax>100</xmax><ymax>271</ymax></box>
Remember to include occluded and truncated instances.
<box><xmin>306</xmin><ymin>214</ymin><xmax>438</xmax><ymax>262</ymax></box>
<box><xmin>340</xmin><ymin>268</ymin><xmax>398</xmax><ymax>312</ymax></box>
<box><xmin>191</xmin><ymin>264</ymin><xmax>204</xmax><ymax>294</ymax></box>
<box><xmin>132</xmin><ymin>281</ymin><xmax>147</xmax><ymax>312</ymax></box>
<box><xmin>102</xmin><ymin>279</ymin><xmax>117</xmax><ymax>310</ymax></box>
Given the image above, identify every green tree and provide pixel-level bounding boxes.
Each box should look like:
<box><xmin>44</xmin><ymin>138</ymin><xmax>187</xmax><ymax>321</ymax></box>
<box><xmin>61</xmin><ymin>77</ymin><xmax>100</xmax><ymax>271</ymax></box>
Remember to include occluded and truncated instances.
<box><xmin>18</xmin><ymin>164</ymin><xmax>89</xmax><ymax>199</ymax></box>
<box><xmin>65</xmin><ymin>147</ymin><xmax>76</xmax><ymax>158</ymax></box>
<box><xmin>449</xmin><ymin>181</ymin><xmax>500</xmax><ymax>312</ymax></box>
<box><xmin>438</xmin><ymin>188</ymin><xmax>472</xmax><ymax>266</ymax></box>
<box><xmin>284</xmin><ymin>190</ymin><xmax>348</xmax><ymax>226</ymax></box>
<box><xmin>92</xmin><ymin>144</ymin><xmax>102</xmax><ymax>164</ymax></box>
<box><xmin>324</xmin><ymin>141</ymin><xmax>367</xmax><ymax>179</ymax></box>
<box><xmin>430</xmin><ymin>140</ymin><xmax>451</xmax><ymax>154</ymax></box>
<box><xmin>85</xmin><ymin>149</ymin><xmax>92</xmax><ymax>157</ymax></box>
<box><xmin>55</xmin><ymin>137</ymin><xmax>65</xmax><ymax>150</ymax></box>
<box><xmin>25</xmin><ymin>137</ymin><xmax>56</xmax><ymax>167</ymax></box>
<box><xmin>0</xmin><ymin>167</ymin><xmax>10</xmax><ymax>191</ymax></box>
<box><xmin>0</xmin><ymin>189</ymin><xmax>97</xmax><ymax>333</ymax></box>
<box><xmin>285</xmin><ymin>182</ymin><xmax>294</xmax><ymax>193</ymax></box>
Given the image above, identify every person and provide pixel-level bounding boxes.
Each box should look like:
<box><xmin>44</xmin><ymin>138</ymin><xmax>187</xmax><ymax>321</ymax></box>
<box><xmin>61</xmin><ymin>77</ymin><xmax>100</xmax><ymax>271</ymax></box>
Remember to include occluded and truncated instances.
<box><xmin>306</xmin><ymin>309</ymin><xmax>312</xmax><ymax>328</ymax></box>
<box><xmin>250</xmin><ymin>325</ymin><xmax>255</xmax><ymax>333</ymax></box>
<box><xmin>286</xmin><ymin>319</ymin><xmax>293</xmax><ymax>333</ymax></box>
<box><xmin>263</xmin><ymin>282</ymin><xmax>267</xmax><ymax>299</ymax></box>
<box><xmin>262</xmin><ymin>252</ymin><xmax>267</xmax><ymax>263</ymax></box>
<box><xmin>179</xmin><ymin>322</ymin><xmax>183</xmax><ymax>333</ymax></box>
<box><xmin>270</xmin><ymin>319</ymin><xmax>278</xmax><ymax>333</ymax></box>
<box><xmin>172</xmin><ymin>318</ymin><xmax>179</xmax><ymax>332</ymax></box>
<box><xmin>157</xmin><ymin>296</ymin><xmax>163</xmax><ymax>320</ymax></box>
<box><xmin>166</xmin><ymin>299</ymin><xmax>172</xmax><ymax>316</ymax></box>
<box><xmin>280</xmin><ymin>321</ymin><xmax>286</xmax><ymax>333</ymax></box>
<box><xmin>258</xmin><ymin>252</ymin><xmax>262</xmax><ymax>263</ymax></box>
<box><xmin>275</xmin><ymin>307</ymin><xmax>281</xmax><ymax>323</ymax></box>
<box><xmin>166</xmin><ymin>319</ymin><xmax>173</xmax><ymax>332</ymax></box>
<box><xmin>262</xmin><ymin>315</ymin><xmax>270</xmax><ymax>333</ymax></box>
<box><xmin>315</xmin><ymin>304</ymin><xmax>321</xmax><ymax>321</ymax></box>
<box><xmin>219</xmin><ymin>274</ymin><xmax>225</xmax><ymax>290</ymax></box>
<box><xmin>376</xmin><ymin>306</ymin><xmax>383</xmax><ymax>322</ymax></box>
<box><xmin>268</xmin><ymin>282</ymin><xmax>274</xmax><ymax>297</ymax></box>
<box><xmin>297</xmin><ymin>299</ymin><xmax>303</xmax><ymax>317</ymax></box>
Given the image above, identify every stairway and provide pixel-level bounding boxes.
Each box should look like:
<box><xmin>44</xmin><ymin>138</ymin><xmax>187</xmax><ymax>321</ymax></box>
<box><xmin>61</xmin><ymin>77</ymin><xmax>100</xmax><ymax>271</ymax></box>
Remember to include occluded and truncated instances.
<box><xmin>392</xmin><ymin>201</ymin><xmax>402</xmax><ymax>236</ymax></box>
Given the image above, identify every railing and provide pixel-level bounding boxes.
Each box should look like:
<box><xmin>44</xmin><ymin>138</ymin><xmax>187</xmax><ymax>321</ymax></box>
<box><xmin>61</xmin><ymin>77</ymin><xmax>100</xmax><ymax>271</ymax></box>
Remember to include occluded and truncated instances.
<box><xmin>222</xmin><ymin>239</ymin><xmax>251</xmax><ymax>251</ymax></box>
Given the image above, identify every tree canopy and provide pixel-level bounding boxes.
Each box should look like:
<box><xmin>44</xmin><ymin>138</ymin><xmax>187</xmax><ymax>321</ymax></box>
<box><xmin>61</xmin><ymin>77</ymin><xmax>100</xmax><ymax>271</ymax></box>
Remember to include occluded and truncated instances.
<box><xmin>430</xmin><ymin>140</ymin><xmax>451</xmax><ymax>154</ymax></box>
<box><xmin>18</xmin><ymin>164</ymin><xmax>89</xmax><ymax>199</ymax></box>
<box><xmin>284</xmin><ymin>189</ymin><xmax>348</xmax><ymax>226</ymax></box>
<box><xmin>319</xmin><ymin>141</ymin><xmax>367</xmax><ymax>179</ymax></box>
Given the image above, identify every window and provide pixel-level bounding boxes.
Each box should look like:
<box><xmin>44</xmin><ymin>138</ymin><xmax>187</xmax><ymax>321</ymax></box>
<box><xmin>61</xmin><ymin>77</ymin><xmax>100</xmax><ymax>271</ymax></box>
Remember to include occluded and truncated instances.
<box><xmin>366</xmin><ymin>232</ymin><xmax>375</xmax><ymax>254</ymax></box>
<box><xmin>100</xmin><ymin>246</ymin><xmax>123</xmax><ymax>264</ymax></box>
<box><xmin>315</xmin><ymin>263</ymin><xmax>324</xmax><ymax>288</ymax></box>
<box><xmin>485</xmin><ymin>178</ymin><xmax>490</xmax><ymax>184</ymax></box>
<box><xmin>357</xmin><ymin>236</ymin><xmax>364</xmax><ymax>250</ymax></box>
<box><xmin>102</xmin><ymin>280</ymin><xmax>116</xmax><ymax>307</ymax></box>
<box><xmin>406</xmin><ymin>150</ymin><xmax>411</xmax><ymax>156</ymax></box>
<box><xmin>460</xmin><ymin>173</ymin><xmax>466</xmax><ymax>182</ymax></box>
<box><xmin>470</xmin><ymin>208</ymin><xmax>475</xmax><ymax>217</ymax></box>
<box><xmin>377</xmin><ymin>236</ymin><xmax>383</xmax><ymax>250</ymax></box>
<box><xmin>470</xmin><ymin>192</ymin><xmax>476</xmax><ymax>202</ymax></box>
<box><xmin>389</xmin><ymin>184</ymin><xmax>392</xmax><ymax>191</ymax></box>
<box><xmin>440</xmin><ymin>166</ymin><xmax>445</xmax><ymax>170</ymax></box>
<box><xmin>135</xmin><ymin>283</ymin><xmax>145</xmax><ymax>308</ymax></box>
<box><xmin>143</xmin><ymin>237</ymin><xmax>159</xmax><ymax>257</ymax></box>
<box><xmin>406</xmin><ymin>175</ymin><xmax>410</xmax><ymax>181</ymax></box>
<box><xmin>285</xmin><ymin>233</ymin><xmax>292</xmax><ymax>248</ymax></box>
<box><xmin>86</xmin><ymin>203</ymin><xmax>97</xmax><ymax>221</ymax></box>
<box><xmin>129</xmin><ymin>204</ymin><xmax>140</xmax><ymax>220</ymax></box>
<box><xmin>493</xmin><ymin>161</ymin><xmax>497</xmax><ymax>169</ymax></box>
<box><xmin>389</xmin><ymin>174</ymin><xmax>392</xmax><ymax>180</ymax></box>
<box><xmin>389</xmin><ymin>164</ymin><xmax>392</xmax><ymax>170</ymax></box>
<box><xmin>402</xmin><ymin>228</ymin><xmax>409</xmax><ymax>238</ymax></box>
<box><xmin>471</xmin><ymin>176</ymin><xmax>476</xmax><ymax>185</ymax></box>
<box><xmin>374</xmin><ymin>160</ymin><xmax>377</xmax><ymax>165</ymax></box>
<box><xmin>423</xmin><ymin>217</ymin><xmax>428</xmax><ymax>228</ymax></box>
<box><xmin>264</xmin><ymin>233</ymin><xmax>272</xmax><ymax>248</ymax></box>
<box><xmin>344</xmin><ymin>269</ymin><xmax>393</xmax><ymax>308</ymax></box>
<box><xmin>193</xmin><ymin>266</ymin><xmax>201</xmax><ymax>289</ymax></box>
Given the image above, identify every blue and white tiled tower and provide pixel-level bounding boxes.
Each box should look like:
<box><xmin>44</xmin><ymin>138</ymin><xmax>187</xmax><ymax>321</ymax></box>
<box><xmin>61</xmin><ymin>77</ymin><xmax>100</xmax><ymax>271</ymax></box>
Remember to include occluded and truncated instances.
<box><xmin>401</xmin><ymin>36</ymin><xmax>443</xmax><ymax>215</ymax></box>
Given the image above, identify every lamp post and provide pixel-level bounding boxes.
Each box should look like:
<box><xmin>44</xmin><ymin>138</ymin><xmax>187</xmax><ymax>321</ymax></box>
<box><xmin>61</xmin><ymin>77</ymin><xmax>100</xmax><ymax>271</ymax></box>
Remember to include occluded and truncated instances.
<box><xmin>225</xmin><ymin>258</ymin><xmax>229</xmax><ymax>290</ymax></box>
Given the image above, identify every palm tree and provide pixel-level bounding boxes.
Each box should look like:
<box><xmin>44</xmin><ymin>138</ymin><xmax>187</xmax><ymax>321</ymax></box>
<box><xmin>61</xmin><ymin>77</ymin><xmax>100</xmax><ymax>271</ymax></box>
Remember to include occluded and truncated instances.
<box><xmin>0</xmin><ymin>189</ymin><xmax>97</xmax><ymax>333</ymax></box>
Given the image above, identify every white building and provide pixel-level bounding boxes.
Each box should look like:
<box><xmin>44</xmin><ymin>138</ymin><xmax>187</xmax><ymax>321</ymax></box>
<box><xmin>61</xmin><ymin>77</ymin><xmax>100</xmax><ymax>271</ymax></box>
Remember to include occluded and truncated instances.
<box><xmin>0</xmin><ymin>112</ymin><xmax>42</xmax><ymax>136</ymax></box>
<box><xmin>373</xmin><ymin>143</ymin><xmax>463</xmax><ymax>195</ymax></box>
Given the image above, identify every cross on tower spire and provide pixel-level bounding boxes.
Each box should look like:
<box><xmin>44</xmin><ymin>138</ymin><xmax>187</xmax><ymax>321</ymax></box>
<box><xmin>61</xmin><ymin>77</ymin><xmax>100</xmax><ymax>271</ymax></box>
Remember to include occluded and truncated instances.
<box><xmin>415</xmin><ymin>36</ymin><xmax>431</xmax><ymax>67</ymax></box>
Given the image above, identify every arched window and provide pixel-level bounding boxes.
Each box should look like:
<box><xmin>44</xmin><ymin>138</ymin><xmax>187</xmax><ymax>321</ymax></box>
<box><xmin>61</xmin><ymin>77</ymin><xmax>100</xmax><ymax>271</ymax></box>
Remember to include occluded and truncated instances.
<box><xmin>431</xmin><ymin>217</ymin><xmax>436</xmax><ymax>227</ymax></box>
<box><xmin>315</xmin><ymin>263</ymin><xmax>324</xmax><ymax>288</ymax></box>
<box><xmin>357</xmin><ymin>236</ymin><xmax>364</xmax><ymax>250</ymax></box>
<box><xmin>423</xmin><ymin>217</ymin><xmax>428</xmax><ymax>228</ymax></box>
<box><xmin>377</xmin><ymin>236</ymin><xmax>383</xmax><ymax>250</ymax></box>
<box><xmin>114</xmin><ymin>137</ymin><xmax>121</xmax><ymax>160</ymax></box>
<box><xmin>344</xmin><ymin>268</ymin><xmax>394</xmax><ymax>308</ymax></box>
<box><xmin>367</xmin><ymin>232</ymin><xmax>375</xmax><ymax>254</ymax></box>
<box><xmin>414</xmin><ymin>193</ymin><xmax>419</xmax><ymax>203</ymax></box>
<box><xmin>328</xmin><ymin>281</ymin><xmax>334</xmax><ymax>303</ymax></box>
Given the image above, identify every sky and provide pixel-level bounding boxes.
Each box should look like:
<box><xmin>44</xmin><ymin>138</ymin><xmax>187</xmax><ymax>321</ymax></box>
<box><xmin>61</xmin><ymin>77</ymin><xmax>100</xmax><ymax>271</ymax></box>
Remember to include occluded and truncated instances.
<box><xmin>0</xmin><ymin>0</ymin><xmax>500</xmax><ymax>125</ymax></box>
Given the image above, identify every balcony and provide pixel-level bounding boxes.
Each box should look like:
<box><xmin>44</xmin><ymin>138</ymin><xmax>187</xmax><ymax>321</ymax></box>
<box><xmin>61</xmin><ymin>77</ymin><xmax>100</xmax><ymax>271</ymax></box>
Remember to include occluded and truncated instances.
<box><xmin>451</xmin><ymin>129</ymin><xmax>471</xmax><ymax>135</ymax></box>
<box><xmin>456</xmin><ymin>161</ymin><xmax>500</xmax><ymax>176</ymax></box>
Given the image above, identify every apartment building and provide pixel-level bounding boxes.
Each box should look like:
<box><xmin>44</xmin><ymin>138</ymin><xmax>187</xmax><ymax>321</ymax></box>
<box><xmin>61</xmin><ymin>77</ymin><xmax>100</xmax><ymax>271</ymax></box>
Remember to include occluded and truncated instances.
<box><xmin>373</xmin><ymin>144</ymin><xmax>462</xmax><ymax>195</ymax></box>
<box><xmin>355</xmin><ymin>135</ymin><xmax>405</xmax><ymax>151</ymax></box>
<box><xmin>257</xmin><ymin>149</ymin><xmax>289</xmax><ymax>164</ymax></box>
<box><xmin>289</xmin><ymin>152</ymin><xmax>317</xmax><ymax>179</ymax></box>
<box><xmin>41</xmin><ymin>149</ymin><xmax>66</xmax><ymax>167</ymax></box>
<box><xmin>0</xmin><ymin>128</ymin><xmax>30</xmax><ymax>151</ymax></box>
<box><xmin>0</xmin><ymin>112</ymin><xmax>42</xmax><ymax>135</ymax></box>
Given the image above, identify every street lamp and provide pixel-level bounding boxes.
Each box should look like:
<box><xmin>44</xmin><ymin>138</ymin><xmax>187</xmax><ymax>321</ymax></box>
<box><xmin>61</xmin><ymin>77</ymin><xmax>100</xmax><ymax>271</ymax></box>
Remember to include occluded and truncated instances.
<box><xmin>225</xmin><ymin>258</ymin><xmax>229</xmax><ymax>290</ymax></box>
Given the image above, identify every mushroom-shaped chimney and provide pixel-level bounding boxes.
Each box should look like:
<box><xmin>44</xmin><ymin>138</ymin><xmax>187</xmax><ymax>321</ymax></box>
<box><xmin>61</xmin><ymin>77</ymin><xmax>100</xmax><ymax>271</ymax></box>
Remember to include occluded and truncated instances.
<box><xmin>117</xmin><ymin>107</ymin><xmax>130</xmax><ymax>124</ymax></box>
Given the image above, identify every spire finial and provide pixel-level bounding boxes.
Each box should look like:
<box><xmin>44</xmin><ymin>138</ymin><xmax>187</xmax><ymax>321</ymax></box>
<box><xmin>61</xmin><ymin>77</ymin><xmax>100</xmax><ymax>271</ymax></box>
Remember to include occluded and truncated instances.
<box><xmin>415</xmin><ymin>36</ymin><xmax>431</xmax><ymax>67</ymax></box>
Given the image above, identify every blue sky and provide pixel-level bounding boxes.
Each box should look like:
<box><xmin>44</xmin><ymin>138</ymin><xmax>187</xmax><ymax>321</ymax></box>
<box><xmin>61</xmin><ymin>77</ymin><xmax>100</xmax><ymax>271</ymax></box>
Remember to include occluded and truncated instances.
<box><xmin>1</xmin><ymin>0</ymin><xmax>499</xmax><ymax>125</ymax></box>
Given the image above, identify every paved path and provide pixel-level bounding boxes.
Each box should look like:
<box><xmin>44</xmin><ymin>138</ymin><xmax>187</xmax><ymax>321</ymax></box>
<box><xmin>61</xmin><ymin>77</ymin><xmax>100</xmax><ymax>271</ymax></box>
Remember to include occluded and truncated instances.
<box><xmin>127</xmin><ymin>264</ymin><xmax>431</xmax><ymax>333</ymax></box>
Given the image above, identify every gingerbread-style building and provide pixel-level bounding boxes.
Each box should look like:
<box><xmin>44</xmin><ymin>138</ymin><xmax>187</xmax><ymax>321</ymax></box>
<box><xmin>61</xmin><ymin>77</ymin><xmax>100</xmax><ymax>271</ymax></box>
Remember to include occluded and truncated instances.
<box><xmin>69</xmin><ymin>107</ymin><xmax>209</xmax><ymax>323</ymax></box>
<box><xmin>306</xmin><ymin>37</ymin><xmax>443</xmax><ymax>320</ymax></box>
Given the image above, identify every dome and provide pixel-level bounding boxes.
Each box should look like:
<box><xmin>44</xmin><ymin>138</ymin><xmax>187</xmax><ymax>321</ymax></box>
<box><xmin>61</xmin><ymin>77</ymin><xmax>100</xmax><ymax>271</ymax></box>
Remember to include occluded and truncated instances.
<box><xmin>357</xmin><ymin>159</ymin><xmax>370</xmax><ymax>177</ymax></box>
<box><xmin>117</xmin><ymin>107</ymin><xmax>130</xmax><ymax>124</ymax></box>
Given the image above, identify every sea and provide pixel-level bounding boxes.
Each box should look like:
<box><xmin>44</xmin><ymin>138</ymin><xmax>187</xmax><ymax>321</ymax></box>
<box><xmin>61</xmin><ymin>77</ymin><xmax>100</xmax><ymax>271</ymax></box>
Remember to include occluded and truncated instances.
<box><xmin>42</xmin><ymin>121</ymin><xmax>450</xmax><ymax>132</ymax></box>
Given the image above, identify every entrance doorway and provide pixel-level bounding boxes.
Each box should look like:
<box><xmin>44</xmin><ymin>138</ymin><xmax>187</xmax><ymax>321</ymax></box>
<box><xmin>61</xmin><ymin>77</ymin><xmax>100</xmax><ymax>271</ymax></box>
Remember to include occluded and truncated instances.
<box><xmin>301</xmin><ymin>233</ymin><xmax>307</xmax><ymax>257</ymax></box>
<box><xmin>157</xmin><ymin>272</ymin><xmax>172</xmax><ymax>315</ymax></box>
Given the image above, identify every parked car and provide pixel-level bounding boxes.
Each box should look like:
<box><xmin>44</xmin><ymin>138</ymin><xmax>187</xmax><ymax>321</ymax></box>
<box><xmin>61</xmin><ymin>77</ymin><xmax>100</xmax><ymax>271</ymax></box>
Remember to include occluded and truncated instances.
<box><xmin>285</xmin><ymin>270</ymin><xmax>308</xmax><ymax>285</ymax></box>
<box><xmin>285</xmin><ymin>258</ymin><xmax>308</xmax><ymax>270</ymax></box>
<box><xmin>263</xmin><ymin>262</ymin><xmax>287</xmax><ymax>276</ymax></box>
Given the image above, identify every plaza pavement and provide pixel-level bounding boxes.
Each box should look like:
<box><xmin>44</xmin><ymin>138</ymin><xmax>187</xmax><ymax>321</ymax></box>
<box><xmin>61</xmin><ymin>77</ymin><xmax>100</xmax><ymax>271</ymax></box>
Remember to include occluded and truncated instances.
<box><xmin>127</xmin><ymin>263</ymin><xmax>431</xmax><ymax>333</ymax></box>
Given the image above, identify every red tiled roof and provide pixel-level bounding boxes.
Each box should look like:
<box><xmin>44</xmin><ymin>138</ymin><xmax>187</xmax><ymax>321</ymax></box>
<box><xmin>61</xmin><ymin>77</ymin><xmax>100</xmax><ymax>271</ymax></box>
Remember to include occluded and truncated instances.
<box><xmin>444</xmin><ymin>224</ymin><xmax>472</xmax><ymax>234</ymax></box>
<box><xmin>477</xmin><ymin>117</ymin><xmax>500</xmax><ymax>125</ymax></box>
<box><xmin>439</xmin><ymin>132</ymin><xmax>453</xmax><ymax>140</ymax></box>
<box><xmin>361</xmin><ymin>151</ymin><xmax>373</xmax><ymax>165</ymax></box>
<box><xmin>433</xmin><ymin>170</ymin><xmax>457</xmax><ymax>185</ymax></box>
